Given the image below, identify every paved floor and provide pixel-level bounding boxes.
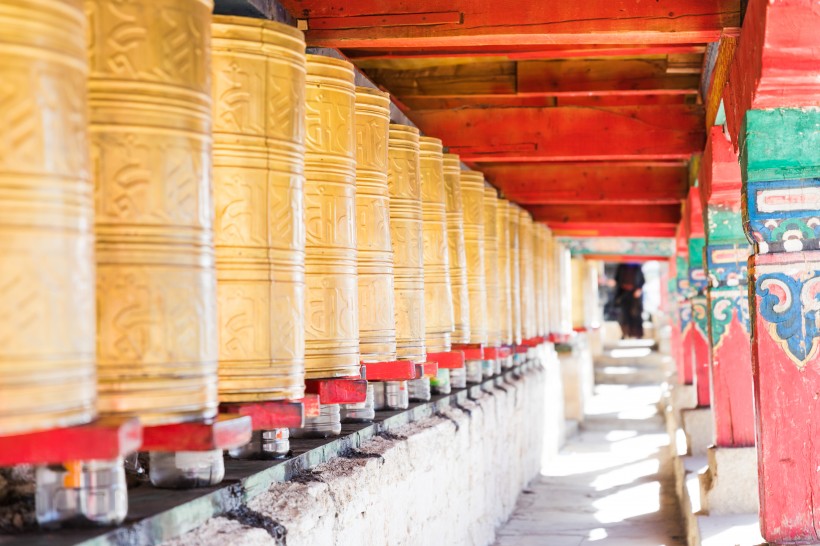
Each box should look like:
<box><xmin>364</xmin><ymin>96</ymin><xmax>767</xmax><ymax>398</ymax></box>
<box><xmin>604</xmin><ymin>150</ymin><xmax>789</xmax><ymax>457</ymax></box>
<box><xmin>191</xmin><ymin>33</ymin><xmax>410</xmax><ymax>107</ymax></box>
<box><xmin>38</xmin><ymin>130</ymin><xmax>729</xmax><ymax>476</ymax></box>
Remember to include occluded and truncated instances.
<box><xmin>495</xmin><ymin>348</ymin><xmax>686</xmax><ymax>546</ymax></box>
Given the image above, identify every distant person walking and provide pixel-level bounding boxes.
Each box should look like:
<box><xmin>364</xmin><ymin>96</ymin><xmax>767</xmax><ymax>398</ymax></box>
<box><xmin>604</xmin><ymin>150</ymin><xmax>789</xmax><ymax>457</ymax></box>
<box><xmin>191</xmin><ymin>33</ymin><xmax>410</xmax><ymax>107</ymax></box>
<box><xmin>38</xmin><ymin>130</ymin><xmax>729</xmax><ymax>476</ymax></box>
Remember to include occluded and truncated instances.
<box><xmin>614</xmin><ymin>263</ymin><xmax>645</xmax><ymax>339</ymax></box>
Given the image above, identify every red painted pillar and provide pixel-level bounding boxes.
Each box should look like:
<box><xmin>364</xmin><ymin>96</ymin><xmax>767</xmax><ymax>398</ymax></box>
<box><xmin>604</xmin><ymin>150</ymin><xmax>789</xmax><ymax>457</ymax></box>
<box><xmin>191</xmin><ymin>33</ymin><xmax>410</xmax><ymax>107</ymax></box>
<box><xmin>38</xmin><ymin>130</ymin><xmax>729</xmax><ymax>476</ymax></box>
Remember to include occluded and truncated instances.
<box><xmin>725</xmin><ymin>0</ymin><xmax>820</xmax><ymax>540</ymax></box>
<box><xmin>685</xmin><ymin>188</ymin><xmax>710</xmax><ymax>407</ymax></box>
<box><xmin>699</xmin><ymin>126</ymin><xmax>755</xmax><ymax>447</ymax></box>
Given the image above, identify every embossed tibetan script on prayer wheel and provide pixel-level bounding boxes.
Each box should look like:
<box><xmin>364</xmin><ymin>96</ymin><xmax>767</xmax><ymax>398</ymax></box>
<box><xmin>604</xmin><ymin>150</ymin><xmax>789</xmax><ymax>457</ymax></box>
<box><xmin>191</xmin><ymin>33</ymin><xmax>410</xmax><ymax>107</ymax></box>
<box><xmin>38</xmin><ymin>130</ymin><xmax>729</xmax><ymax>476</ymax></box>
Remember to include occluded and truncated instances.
<box><xmin>460</xmin><ymin>170</ymin><xmax>488</xmax><ymax>346</ymax></box>
<box><xmin>212</xmin><ymin>17</ymin><xmax>306</xmax><ymax>402</ymax></box>
<box><xmin>420</xmin><ymin>137</ymin><xmax>454</xmax><ymax>354</ymax></box>
<box><xmin>89</xmin><ymin>0</ymin><xmax>218</xmax><ymax>425</ymax></box>
<box><xmin>497</xmin><ymin>200</ymin><xmax>514</xmax><ymax>347</ymax></box>
<box><xmin>388</xmin><ymin>125</ymin><xmax>426</xmax><ymax>363</ymax></box>
<box><xmin>443</xmin><ymin>154</ymin><xmax>470</xmax><ymax>345</ymax></box>
<box><xmin>519</xmin><ymin>209</ymin><xmax>536</xmax><ymax>341</ymax></box>
<box><xmin>0</xmin><ymin>0</ymin><xmax>96</xmax><ymax>435</ymax></box>
<box><xmin>509</xmin><ymin>205</ymin><xmax>523</xmax><ymax>345</ymax></box>
<box><xmin>354</xmin><ymin>87</ymin><xmax>397</xmax><ymax>362</ymax></box>
<box><xmin>304</xmin><ymin>55</ymin><xmax>360</xmax><ymax>378</ymax></box>
<box><xmin>483</xmin><ymin>185</ymin><xmax>502</xmax><ymax>348</ymax></box>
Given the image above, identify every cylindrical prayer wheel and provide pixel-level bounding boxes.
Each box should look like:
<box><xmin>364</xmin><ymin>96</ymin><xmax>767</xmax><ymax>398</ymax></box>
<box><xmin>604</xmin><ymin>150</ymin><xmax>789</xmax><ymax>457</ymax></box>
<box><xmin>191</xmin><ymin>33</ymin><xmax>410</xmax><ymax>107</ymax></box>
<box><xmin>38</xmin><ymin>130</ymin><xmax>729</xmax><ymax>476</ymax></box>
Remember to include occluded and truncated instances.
<box><xmin>419</xmin><ymin>137</ymin><xmax>454</xmax><ymax>354</ymax></box>
<box><xmin>354</xmin><ymin>87</ymin><xmax>397</xmax><ymax>362</ymax></box>
<box><xmin>89</xmin><ymin>0</ymin><xmax>218</xmax><ymax>424</ymax></box>
<box><xmin>509</xmin><ymin>205</ymin><xmax>522</xmax><ymax>346</ymax></box>
<box><xmin>0</xmin><ymin>0</ymin><xmax>96</xmax><ymax>435</ymax></box>
<box><xmin>212</xmin><ymin>17</ymin><xmax>306</xmax><ymax>402</ymax></box>
<box><xmin>497</xmin><ymin>200</ymin><xmax>513</xmax><ymax>347</ymax></box>
<box><xmin>303</xmin><ymin>55</ymin><xmax>359</xmax><ymax>378</ymax></box>
<box><xmin>460</xmin><ymin>171</ymin><xmax>488</xmax><ymax>346</ymax></box>
<box><xmin>519</xmin><ymin>209</ymin><xmax>536</xmax><ymax>342</ymax></box>
<box><xmin>533</xmin><ymin>224</ymin><xmax>546</xmax><ymax>337</ymax></box>
<box><xmin>388</xmin><ymin>125</ymin><xmax>425</xmax><ymax>363</ymax></box>
<box><xmin>483</xmin><ymin>185</ymin><xmax>502</xmax><ymax>347</ymax></box>
<box><xmin>442</xmin><ymin>155</ymin><xmax>470</xmax><ymax>344</ymax></box>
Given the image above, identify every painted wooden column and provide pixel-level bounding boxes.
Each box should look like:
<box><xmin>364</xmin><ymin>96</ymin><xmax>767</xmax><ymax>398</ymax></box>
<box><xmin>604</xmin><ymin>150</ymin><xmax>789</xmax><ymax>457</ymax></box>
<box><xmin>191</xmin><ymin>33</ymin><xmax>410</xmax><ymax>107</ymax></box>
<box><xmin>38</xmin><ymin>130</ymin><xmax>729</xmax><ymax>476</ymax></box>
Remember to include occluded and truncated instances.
<box><xmin>685</xmin><ymin>188</ymin><xmax>710</xmax><ymax>407</ymax></box>
<box><xmin>699</xmin><ymin>125</ymin><xmax>754</xmax><ymax>447</ymax></box>
<box><xmin>722</xmin><ymin>0</ymin><xmax>820</xmax><ymax>540</ymax></box>
<box><xmin>741</xmin><ymin>109</ymin><xmax>820</xmax><ymax>543</ymax></box>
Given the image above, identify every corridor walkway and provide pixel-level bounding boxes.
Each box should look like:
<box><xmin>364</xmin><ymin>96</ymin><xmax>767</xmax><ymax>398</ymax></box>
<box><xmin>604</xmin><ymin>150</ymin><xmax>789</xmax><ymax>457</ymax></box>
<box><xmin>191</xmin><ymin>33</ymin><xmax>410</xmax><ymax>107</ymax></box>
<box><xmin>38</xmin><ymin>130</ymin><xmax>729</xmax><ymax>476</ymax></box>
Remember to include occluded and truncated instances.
<box><xmin>496</xmin><ymin>346</ymin><xmax>685</xmax><ymax>546</ymax></box>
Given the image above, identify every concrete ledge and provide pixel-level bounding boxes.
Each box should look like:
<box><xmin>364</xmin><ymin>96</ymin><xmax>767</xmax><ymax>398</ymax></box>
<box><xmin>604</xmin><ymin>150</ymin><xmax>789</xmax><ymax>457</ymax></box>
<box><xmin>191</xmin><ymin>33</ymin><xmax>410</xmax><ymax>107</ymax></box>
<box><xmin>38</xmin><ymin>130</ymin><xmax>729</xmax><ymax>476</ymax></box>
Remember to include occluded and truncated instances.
<box><xmin>681</xmin><ymin>407</ymin><xmax>714</xmax><ymax>457</ymax></box>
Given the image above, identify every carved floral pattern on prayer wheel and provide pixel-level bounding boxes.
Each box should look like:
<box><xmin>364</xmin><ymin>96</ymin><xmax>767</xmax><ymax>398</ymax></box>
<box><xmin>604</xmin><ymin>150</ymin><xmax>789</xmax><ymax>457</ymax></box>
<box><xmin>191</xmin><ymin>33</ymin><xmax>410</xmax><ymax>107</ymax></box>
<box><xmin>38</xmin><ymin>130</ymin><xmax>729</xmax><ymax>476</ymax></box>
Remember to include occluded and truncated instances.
<box><xmin>212</xmin><ymin>17</ymin><xmax>306</xmax><ymax>402</ymax></box>
<box><xmin>354</xmin><ymin>87</ymin><xmax>397</xmax><ymax>362</ymax></box>
<box><xmin>519</xmin><ymin>209</ymin><xmax>536</xmax><ymax>341</ymax></box>
<box><xmin>460</xmin><ymin>171</ymin><xmax>488</xmax><ymax>346</ymax></box>
<box><xmin>88</xmin><ymin>0</ymin><xmax>218</xmax><ymax>424</ymax></box>
<box><xmin>497</xmin><ymin>200</ymin><xmax>514</xmax><ymax>347</ymax></box>
<box><xmin>420</xmin><ymin>137</ymin><xmax>454</xmax><ymax>354</ymax></box>
<box><xmin>388</xmin><ymin>125</ymin><xmax>426</xmax><ymax>363</ymax></box>
<box><xmin>509</xmin><ymin>204</ymin><xmax>522</xmax><ymax>345</ymax></box>
<box><xmin>483</xmin><ymin>185</ymin><xmax>502</xmax><ymax>347</ymax></box>
<box><xmin>303</xmin><ymin>55</ymin><xmax>360</xmax><ymax>378</ymax></box>
<box><xmin>0</xmin><ymin>0</ymin><xmax>96</xmax><ymax>435</ymax></box>
<box><xmin>443</xmin><ymin>154</ymin><xmax>470</xmax><ymax>345</ymax></box>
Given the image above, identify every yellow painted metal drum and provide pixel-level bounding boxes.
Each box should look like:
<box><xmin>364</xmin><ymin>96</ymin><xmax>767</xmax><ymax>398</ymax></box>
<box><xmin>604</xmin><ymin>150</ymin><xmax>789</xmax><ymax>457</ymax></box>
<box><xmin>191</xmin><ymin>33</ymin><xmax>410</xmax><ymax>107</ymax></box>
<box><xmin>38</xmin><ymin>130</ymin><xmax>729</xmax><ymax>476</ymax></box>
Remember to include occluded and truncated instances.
<box><xmin>534</xmin><ymin>224</ymin><xmax>549</xmax><ymax>337</ymax></box>
<box><xmin>303</xmin><ymin>55</ymin><xmax>360</xmax><ymax>378</ymax></box>
<box><xmin>519</xmin><ymin>209</ymin><xmax>536</xmax><ymax>341</ymax></box>
<box><xmin>419</xmin><ymin>137</ymin><xmax>454</xmax><ymax>354</ymax></box>
<box><xmin>459</xmin><ymin>171</ymin><xmax>488</xmax><ymax>346</ymax></box>
<box><xmin>497</xmin><ymin>200</ymin><xmax>514</xmax><ymax>347</ymax></box>
<box><xmin>509</xmin><ymin>204</ymin><xmax>523</xmax><ymax>346</ymax></box>
<box><xmin>388</xmin><ymin>125</ymin><xmax>426</xmax><ymax>363</ymax></box>
<box><xmin>0</xmin><ymin>0</ymin><xmax>96</xmax><ymax>435</ymax></box>
<box><xmin>354</xmin><ymin>88</ymin><xmax>397</xmax><ymax>362</ymax></box>
<box><xmin>442</xmin><ymin>155</ymin><xmax>470</xmax><ymax>345</ymax></box>
<box><xmin>212</xmin><ymin>17</ymin><xmax>306</xmax><ymax>401</ymax></box>
<box><xmin>483</xmin><ymin>186</ymin><xmax>502</xmax><ymax>348</ymax></box>
<box><xmin>89</xmin><ymin>0</ymin><xmax>218</xmax><ymax>424</ymax></box>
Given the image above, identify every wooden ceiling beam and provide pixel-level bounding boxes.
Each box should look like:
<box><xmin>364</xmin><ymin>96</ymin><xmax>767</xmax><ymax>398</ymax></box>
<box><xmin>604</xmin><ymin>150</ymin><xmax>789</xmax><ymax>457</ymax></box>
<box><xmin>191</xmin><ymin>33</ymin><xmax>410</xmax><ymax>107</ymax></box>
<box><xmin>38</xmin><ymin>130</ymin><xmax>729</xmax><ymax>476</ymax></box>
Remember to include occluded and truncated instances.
<box><xmin>547</xmin><ymin>223</ymin><xmax>679</xmax><ymax>238</ymax></box>
<box><xmin>400</xmin><ymin>94</ymin><xmax>695</xmax><ymax>110</ymax></box>
<box><xmin>344</xmin><ymin>44</ymin><xmax>708</xmax><ymax>62</ymax></box>
<box><xmin>281</xmin><ymin>0</ymin><xmax>740</xmax><ymax>48</ymax></box>
<box><xmin>409</xmin><ymin>105</ymin><xmax>705</xmax><ymax>162</ymax></box>
<box><xmin>482</xmin><ymin>162</ymin><xmax>688</xmax><ymax>204</ymax></box>
<box><xmin>528</xmin><ymin>204</ymin><xmax>681</xmax><ymax>224</ymax></box>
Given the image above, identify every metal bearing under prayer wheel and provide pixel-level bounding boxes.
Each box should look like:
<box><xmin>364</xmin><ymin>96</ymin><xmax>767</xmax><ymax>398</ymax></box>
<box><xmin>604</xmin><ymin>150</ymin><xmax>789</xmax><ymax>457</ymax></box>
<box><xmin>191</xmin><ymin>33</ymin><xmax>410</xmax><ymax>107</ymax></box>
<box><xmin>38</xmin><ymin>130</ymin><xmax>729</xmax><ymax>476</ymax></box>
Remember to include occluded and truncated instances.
<box><xmin>442</xmin><ymin>154</ymin><xmax>470</xmax><ymax>345</ymax></box>
<box><xmin>497</xmin><ymin>200</ymin><xmax>514</xmax><ymax>349</ymax></box>
<box><xmin>420</xmin><ymin>137</ymin><xmax>454</xmax><ymax>354</ymax></box>
<box><xmin>387</xmin><ymin>125</ymin><xmax>426</xmax><ymax>363</ymax></box>
<box><xmin>509</xmin><ymin>204</ymin><xmax>523</xmax><ymax>347</ymax></box>
<box><xmin>0</xmin><ymin>0</ymin><xmax>96</xmax><ymax>435</ymax></box>
<box><xmin>354</xmin><ymin>87</ymin><xmax>397</xmax><ymax>363</ymax></box>
<box><xmin>303</xmin><ymin>55</ymin><xmax>360</xmax><ymax>378</ymax></box>
<box><xmin>89</xmin><ymin>0</ymin><xmax>218</xmax><ymax>424</ymax></box>
<box><xmin>212</xmin><ymin>17</ymin><xmax>306</xmax><ymax>402</ymax></box>
<box><xmin>519</xmin><ymin>209</ymin><xmax>537</xmax><ymax>342</ymax></box>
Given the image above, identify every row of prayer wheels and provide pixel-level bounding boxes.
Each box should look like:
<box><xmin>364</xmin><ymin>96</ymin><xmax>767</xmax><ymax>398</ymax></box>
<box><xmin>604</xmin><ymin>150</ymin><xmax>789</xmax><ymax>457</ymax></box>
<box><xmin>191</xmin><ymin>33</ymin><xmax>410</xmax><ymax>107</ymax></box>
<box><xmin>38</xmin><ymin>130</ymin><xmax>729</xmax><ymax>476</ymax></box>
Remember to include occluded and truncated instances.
<box><xmin>0</xmin><ymin>3</ymin><xmax>558</xmax><ymax>438</ymax></box>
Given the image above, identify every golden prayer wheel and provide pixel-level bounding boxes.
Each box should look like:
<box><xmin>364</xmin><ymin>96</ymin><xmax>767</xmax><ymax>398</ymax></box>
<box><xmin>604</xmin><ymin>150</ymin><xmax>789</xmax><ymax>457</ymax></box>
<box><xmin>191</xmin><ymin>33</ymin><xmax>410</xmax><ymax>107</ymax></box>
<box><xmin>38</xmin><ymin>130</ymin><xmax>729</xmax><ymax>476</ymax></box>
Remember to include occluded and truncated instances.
<box><xmin>0</xmin><ymin>0</ymin><xmax>95</xmax><ymax>435</ymax></box>
<box><xmin>460</xmin><ymin>171</ymin><xmax>488</xmax><ymax>346</ymax></box>
<box><xmin>519</xmin><ymin>209</ymin><xmax>536</xmax><ymax>341</ymax></box>
<box><xmin>483</xmin><ymin>185</ymin><xmax>502</xmax><ymax>347</ymax></box>
<box><xmin>89</xmin><ymin>0</ymin><xmax>218</xmax><ymax>424</ymax></box>
<box><xmin>442</xmin><ymin>155</ymin><xmax>470</xmax><ymax>345</ymax></box>
<box><xmin>497</xmin><ymin>200</ymin><xmax>514</xmax><ymax>347</ymax></box>
<box><xmin>509</xmin><ymin>204</ymin><xmax>522</xmax><ymax>346</ymax></box>
<box><xmin>388</xmin><ymin>125</ymin><xmax>426</xmax><ymax>363</ymax></box>
<box><xmin>538</xmin><ymin>224</ymin><xmax>552</xmax><ymax>336</ymax></box>
<box><xmin>533</xmin><ymin>224</ymin><xmax>546</xmax><ymax>337</ymax></box>
<box><xmin>420</xmin><ymin>137</ymin><xmax>454</xmax><ymax>354</ymax></box>
<box><xmin>354</xmin><ymin>87</ymin><xmax>397</xmax><ymax>362</ymax></box>
<box><xmin>303</xmin><ymin>55</ymin><xmax>360</xmax><ymax>378</ymax></box>
<box><xmin>212</xmin><ymin>17</ymin><xmax>306</xmax><ymax>402</ymax></box>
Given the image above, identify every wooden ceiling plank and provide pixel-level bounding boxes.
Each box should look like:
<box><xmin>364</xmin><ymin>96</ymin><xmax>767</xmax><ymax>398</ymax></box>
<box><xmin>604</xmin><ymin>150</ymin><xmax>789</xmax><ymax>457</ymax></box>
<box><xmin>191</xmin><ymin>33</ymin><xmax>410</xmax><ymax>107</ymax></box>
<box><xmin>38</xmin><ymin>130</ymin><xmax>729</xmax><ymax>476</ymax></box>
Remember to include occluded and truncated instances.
<box><xmin>280</xmin><ymin>0</ymin><xmax>740</xmax><ymax>47</ymax></box>
<box><xmin>527</xmin><ymin>204</ymin><xmax>682</xmax><ymax>224</ymax></box>
<box><xmin>409</xmin><ymin>105</ymin><xmax>705</xmax><ymax>162</ymax></box>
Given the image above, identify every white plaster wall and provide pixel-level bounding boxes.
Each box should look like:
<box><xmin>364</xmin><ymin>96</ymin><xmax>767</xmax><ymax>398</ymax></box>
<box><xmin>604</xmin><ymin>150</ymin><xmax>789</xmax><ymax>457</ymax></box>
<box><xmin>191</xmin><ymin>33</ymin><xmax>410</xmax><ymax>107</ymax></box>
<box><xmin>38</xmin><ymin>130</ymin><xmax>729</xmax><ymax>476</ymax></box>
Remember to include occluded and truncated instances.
<box><xmin>559</xmin><ymin>335</ymin><xmax>594</xmax><ymax>423</ymax></box>
<box><xmin>165</xmin><ymin>364</ymin><xmax>557</xmax><ymax>546</ymax></box>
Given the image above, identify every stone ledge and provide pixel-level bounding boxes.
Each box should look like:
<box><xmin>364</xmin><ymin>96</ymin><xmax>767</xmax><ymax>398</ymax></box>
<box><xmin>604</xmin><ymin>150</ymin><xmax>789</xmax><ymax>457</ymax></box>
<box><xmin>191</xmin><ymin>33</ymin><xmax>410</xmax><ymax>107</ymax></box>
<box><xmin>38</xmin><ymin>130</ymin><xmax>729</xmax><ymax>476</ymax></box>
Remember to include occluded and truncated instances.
<box><xmin>0</xmin><ymin>360</ymin><xmax>550</xmax><ymax>546</ymax></box>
